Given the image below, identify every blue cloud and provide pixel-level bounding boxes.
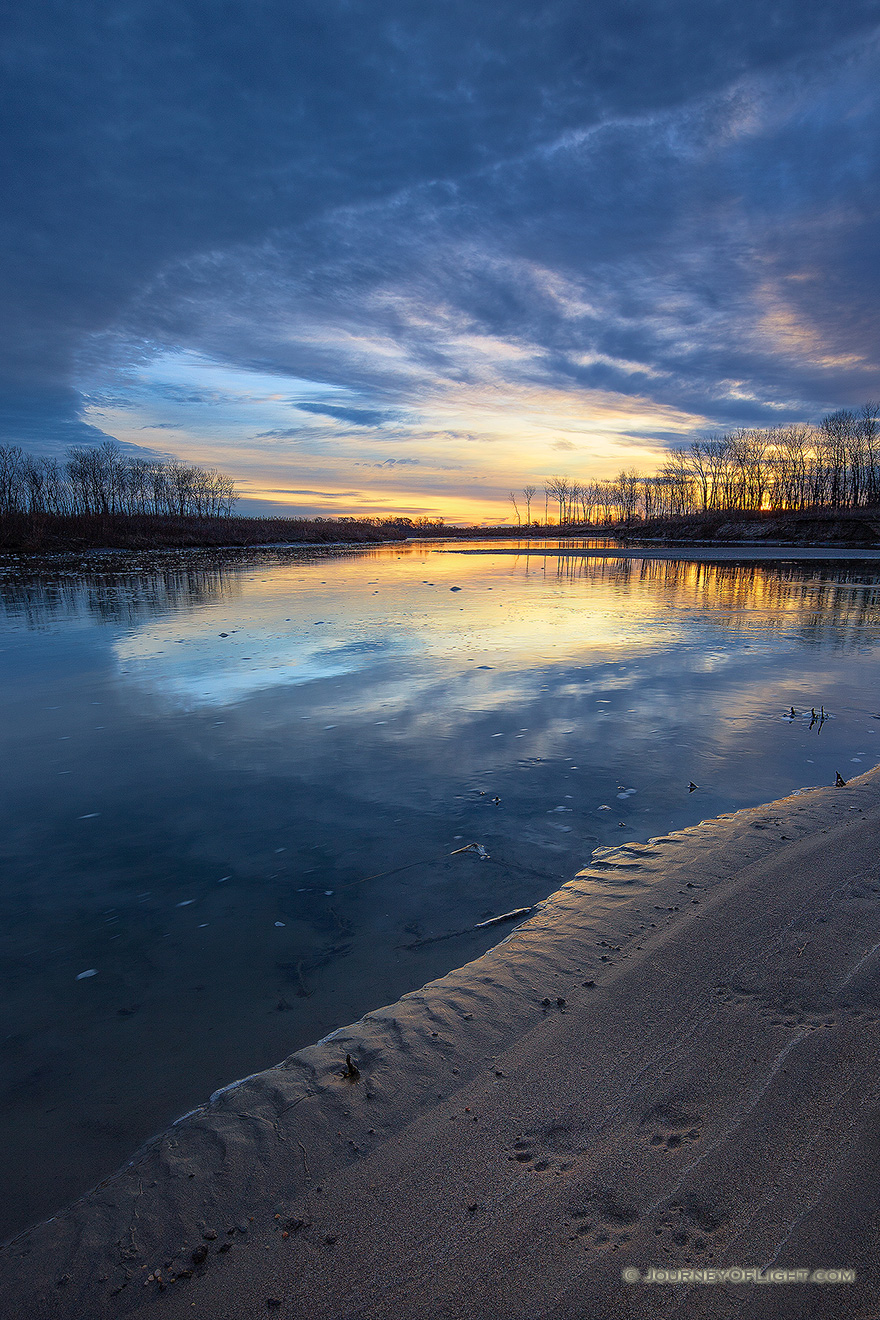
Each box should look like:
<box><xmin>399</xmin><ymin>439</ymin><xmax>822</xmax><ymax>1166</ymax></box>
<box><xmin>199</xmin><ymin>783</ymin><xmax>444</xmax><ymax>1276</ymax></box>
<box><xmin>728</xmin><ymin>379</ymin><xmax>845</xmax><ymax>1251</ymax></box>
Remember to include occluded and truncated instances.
<box><xmin>3</xmin><ymin>1</ymin><xmax>880</xmax><ymax>457</ymax></box>
<box><xmin>295</xmin><ymin>403</ymin><xmax>391</xmax><ymax>427</ymax></box>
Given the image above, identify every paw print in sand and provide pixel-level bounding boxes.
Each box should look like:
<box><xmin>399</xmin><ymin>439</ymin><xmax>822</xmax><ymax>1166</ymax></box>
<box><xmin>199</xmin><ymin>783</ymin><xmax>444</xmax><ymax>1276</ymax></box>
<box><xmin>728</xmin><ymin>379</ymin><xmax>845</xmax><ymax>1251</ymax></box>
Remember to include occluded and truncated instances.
<box><xmin>641</xmin><ymin>1102</ymin><xmax>702</xmax><ymax>1151</ymax></box>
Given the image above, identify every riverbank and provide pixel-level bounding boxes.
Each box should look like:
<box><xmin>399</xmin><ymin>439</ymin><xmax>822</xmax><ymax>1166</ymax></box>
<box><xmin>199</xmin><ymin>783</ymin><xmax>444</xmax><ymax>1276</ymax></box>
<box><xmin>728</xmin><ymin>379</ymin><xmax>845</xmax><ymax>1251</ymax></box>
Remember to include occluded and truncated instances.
<box><xmin>624</xmin><ymin>510</ymin><xmax>880</xmax><ymax>547</ymax></box>
<box><xmin>0</xmin><ymin>512</ymin><xmax>419</xmax><ymax>552</ymax></box>
<box><xmin>446</xmin><ymin>545</ymin><xmax>880</xmax><ymax>562</ymax></box>
<box><xmin>4</xmin><ymin>507</ymin><xmax>879</xmax><ymax>555</ymax></box>
<box><xmin>3</xmin><ymin>767</ymin><xmax>879</xmax><ymax>1318</ymax></box>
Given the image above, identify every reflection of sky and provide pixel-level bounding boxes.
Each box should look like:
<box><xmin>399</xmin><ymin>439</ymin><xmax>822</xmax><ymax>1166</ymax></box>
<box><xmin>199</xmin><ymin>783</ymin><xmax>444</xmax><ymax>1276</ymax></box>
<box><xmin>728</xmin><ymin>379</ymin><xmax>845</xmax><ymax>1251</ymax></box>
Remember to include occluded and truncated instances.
<box><xmin>103</xmin><ymin>546</ymin><xmax>880</xmax><ymax>716</ymax></box>
<box><xmin>112</xmin><ymin>550</ymin><xmax>690</xmax><ymax>708</ymax></box>
<box><xmin>2</xmin><ymin>543</ymin><xmax>880</xmax><ymax>1240</ymax></box>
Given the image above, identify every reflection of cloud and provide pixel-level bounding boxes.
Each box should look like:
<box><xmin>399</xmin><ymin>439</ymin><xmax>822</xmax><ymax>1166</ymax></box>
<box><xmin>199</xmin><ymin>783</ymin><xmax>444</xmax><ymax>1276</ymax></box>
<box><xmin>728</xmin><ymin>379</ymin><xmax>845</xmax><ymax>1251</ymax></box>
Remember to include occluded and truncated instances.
<box><xmin>108</xmin><ymin>551</ymin><xmax>677</xmax><ymax>708</ymax></box>
<box><xmin>100</xmin><ymin>547</ymin><xmax>880</xmax><ymax>716</ymax></box>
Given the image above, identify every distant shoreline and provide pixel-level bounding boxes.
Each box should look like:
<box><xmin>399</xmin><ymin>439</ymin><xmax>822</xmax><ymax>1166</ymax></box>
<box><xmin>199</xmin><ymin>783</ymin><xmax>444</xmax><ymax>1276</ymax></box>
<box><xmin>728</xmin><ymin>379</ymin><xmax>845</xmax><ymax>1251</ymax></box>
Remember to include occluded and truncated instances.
<box><xmin>445</xmin><ymin>544</ymin><xmax>880</xmax><ymax>561</ymax></box>
<box><xmin>2</xmin><ymin>506</ymin><xmax>879</xmax><ymax>555</ymax></box>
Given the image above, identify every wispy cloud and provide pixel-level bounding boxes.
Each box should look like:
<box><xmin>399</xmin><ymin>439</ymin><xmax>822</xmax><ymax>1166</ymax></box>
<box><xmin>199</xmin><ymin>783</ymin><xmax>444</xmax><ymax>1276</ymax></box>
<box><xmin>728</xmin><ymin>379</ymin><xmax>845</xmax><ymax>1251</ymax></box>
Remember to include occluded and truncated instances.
<box><xmin>295</xmin><ymin>402</ymin><xmax>392</xmax><ymax>427</ymax></box>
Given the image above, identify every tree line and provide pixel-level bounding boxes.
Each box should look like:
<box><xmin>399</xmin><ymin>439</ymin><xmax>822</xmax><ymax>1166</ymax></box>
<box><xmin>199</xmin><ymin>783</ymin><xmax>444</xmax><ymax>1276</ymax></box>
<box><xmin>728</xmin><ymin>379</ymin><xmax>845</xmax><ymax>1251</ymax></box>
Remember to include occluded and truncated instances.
<box><xmin>0</xmin><ymin>441</ymin><xmax>238</xmax><ymax>518</ymax></box>
<box><xmin>509</xmin><ymin>404</ymin><xmax>880</xmax><ymax>525</ymax></box>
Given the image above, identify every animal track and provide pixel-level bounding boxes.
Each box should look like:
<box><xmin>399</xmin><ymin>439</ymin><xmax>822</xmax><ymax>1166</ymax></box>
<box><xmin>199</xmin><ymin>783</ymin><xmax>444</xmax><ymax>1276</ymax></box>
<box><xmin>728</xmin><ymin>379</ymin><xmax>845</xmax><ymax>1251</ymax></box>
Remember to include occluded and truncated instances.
<box><xmin>508</xmin><ymin>1138</ymin><xmax>565</xmax><ymax>1172</ymax></box>
<box><xmin>506</xmin><ymin>1123</ymin><xmax>578</xmax><ymax>1172</ymax></box>
<box><xmin>714</xmin><ymin>978</ymin><xmax>837</xmax><ymax>1030</ymax></box>
<box><xmin>650</xmin><ymin>1196</ymin><xmax>725</xmax><ymax>1258</ymax></box>
<box><xmin>567</xmin><ymin>1187</ymin><xmax>639</xmax><ymax>1252</ymax></box>
<box><xmin>641</xmin><ymin>1103</ymin><xmax>702</xmax><ymax>1152</ymax></box>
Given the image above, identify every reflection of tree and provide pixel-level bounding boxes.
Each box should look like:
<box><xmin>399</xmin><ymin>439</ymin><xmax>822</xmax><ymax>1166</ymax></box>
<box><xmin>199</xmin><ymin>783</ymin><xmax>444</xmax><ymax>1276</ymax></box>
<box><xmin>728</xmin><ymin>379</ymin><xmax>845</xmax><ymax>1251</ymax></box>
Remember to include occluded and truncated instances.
<box><xmin>2</xmin><ymin>544</ymin><xmax>878</xmax><ymax>651</ymax></box>
<box><xmin>548</xmin><ymin>555</ymin><xmax>880</xmax><ymax>650</ymax></box>
<box><xmin>0</xmin><ymin>544</ymin><xmax>426</xmax><ymax>628</ymax></box>
<box><xmin>0</xmin><ymin>543</ymin><xmax>443</xmax><ymax>630</ymax></box>
<box><xmin>0</xmin><ymin>564</ymin><xmax>242</xmax><ymax>628</ymax></box>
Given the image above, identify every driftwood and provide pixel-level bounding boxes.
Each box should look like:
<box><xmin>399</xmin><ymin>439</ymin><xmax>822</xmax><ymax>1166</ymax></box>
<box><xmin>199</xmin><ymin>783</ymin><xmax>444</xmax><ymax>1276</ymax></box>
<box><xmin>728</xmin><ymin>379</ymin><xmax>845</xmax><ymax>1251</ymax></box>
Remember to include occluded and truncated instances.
<box><xmin>449</xmin><ymin>842</ymin><xmax>490</xmax><ymax>859</ymax></box>
<box><xmin>474</xmin><ymin>906</ymin><xmax>533</xmax><ymax>928</ymax></box>
<box><xmin>400</xmin><ymin>905</ymin><xmax>534</xmax><ymax>950</ymax></box>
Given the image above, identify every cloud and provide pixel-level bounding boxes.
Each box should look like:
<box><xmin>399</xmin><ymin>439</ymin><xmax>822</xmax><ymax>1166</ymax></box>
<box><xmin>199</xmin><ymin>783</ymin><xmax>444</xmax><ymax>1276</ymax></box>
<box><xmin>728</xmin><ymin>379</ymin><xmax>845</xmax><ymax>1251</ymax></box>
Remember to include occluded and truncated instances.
<box><xmin>358</xmin><ymin>457</ymin><xmax>420</xmax><ymax>467</ymax></box>
<box><xmin>4</xmin><ymin>1</ymin><xmax>880</xmax><ymax>501</ymax></box>
<box><xmin>295</xmin><ymin>402</ymin><xmax>391</xmax><ymax>427</ymax></box>
<box><xmin>262</xmin><ymin>488</ymin><xmax>361</xmax><ymax>498</ymax></box>
<box><xmin>0</xmin><ymin>385</ymin><xmax>114</xmax><ymax>456</ymax></box>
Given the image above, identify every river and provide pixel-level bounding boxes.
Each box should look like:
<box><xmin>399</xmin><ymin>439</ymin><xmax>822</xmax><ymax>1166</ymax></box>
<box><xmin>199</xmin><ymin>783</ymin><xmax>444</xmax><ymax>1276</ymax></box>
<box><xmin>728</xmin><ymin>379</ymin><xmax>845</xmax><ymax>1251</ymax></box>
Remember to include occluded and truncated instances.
<box><xmin>1</xmin><ymin>538</ymin><xmax>879</xmax><ymax>1239</ymax></box>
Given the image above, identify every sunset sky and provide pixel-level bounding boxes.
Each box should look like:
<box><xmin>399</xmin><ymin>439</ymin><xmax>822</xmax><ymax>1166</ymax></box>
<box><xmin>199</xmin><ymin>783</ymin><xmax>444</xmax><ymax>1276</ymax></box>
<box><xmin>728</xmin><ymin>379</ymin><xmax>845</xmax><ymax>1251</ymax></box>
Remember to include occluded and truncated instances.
<box><xmin>3</xmin><ymin>2</ymin><xmax>880</xmax><ymax>522</ymax></box>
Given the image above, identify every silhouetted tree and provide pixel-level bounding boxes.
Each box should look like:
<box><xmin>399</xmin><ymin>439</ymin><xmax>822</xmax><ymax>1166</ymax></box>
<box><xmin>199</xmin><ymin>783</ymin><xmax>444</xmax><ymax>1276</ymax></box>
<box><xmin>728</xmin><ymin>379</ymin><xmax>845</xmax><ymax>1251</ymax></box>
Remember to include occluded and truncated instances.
<box><xmin>522</xmin><ymin>483</ymin><xmax>536</xmax><ymax>523</ymax></box>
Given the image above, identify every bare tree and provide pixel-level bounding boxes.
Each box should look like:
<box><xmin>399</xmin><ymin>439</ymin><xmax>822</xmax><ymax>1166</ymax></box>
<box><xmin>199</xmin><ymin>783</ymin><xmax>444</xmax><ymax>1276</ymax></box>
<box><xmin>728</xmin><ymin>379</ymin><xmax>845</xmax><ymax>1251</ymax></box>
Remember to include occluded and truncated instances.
<box><xmin>818</xmin><ymin>410</ymin><xmax>854</xmax><ymax>509</ymax></box>
<box><xmin>578</xmin><ymin>481</ymin><xmax>599</xmax><ymax>523</ymax></box>
<box><xmin>861</xmin><ymin>402</ymin><xmax>880</xmax><ymax>506</ymax></box>
<box><xmin>522</xmin><ymin>484</ymin><xmax>536</xmax><ymax>524</ymax></box>
<box><xmin>614</xmin><ymin>468</ymin><xmax>641</xmax><ymax>522</ymax></box>
<box><xmin>686</xmin><ymin>440</ymin><xmax>713</xmax><ymax>512</ymax></box>
<box><xmin>0</xmin><ymin>443</ymin><xmax>241</xmax><ymax>519</ymax></box>
<box><xmin>545</xmin><ymin>475</ymin><xmax>570</xmax><ymax>526</ymax></box>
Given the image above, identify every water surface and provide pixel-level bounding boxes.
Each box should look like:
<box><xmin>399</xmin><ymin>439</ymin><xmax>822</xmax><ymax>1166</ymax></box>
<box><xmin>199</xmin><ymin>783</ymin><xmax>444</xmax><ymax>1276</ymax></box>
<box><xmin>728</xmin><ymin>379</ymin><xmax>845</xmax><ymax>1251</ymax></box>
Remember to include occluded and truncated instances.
<box><xmin>2</xmin><ymin>540</ymin><xmax>879</xmax><ymax>1239</ymax></box>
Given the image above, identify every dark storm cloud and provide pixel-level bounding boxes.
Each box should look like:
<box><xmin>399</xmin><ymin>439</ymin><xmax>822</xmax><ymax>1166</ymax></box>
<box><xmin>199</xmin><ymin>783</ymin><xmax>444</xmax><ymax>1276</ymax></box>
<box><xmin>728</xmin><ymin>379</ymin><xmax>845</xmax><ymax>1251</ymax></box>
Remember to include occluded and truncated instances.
<box><xmin>0</xmin><ymin>385</ymin><xmax>112</xmax><ymax>451</ymax></box>
<box><xmin>3</xmin><ymin>0</ymin><xmax>880</xmax><ymax>449</ymax></box>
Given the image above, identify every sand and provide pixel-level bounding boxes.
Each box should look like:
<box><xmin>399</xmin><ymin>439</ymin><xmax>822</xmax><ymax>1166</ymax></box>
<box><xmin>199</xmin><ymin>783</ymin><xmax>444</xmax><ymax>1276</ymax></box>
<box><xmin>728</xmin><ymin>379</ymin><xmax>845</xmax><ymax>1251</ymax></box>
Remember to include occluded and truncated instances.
<box><xmin>3</xmin><ymin>769</ymin><xmax>880</xmax><ymax>1319</ymax></box>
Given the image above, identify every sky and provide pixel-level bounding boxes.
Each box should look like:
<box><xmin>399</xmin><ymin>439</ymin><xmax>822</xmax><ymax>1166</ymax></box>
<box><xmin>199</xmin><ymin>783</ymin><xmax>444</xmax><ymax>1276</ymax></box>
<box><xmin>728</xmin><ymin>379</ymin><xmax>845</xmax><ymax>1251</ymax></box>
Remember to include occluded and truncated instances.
<box><xmin>3</xmin><ymin>1</ymin><xmax>880</xmax><ymax>523</ymax></box>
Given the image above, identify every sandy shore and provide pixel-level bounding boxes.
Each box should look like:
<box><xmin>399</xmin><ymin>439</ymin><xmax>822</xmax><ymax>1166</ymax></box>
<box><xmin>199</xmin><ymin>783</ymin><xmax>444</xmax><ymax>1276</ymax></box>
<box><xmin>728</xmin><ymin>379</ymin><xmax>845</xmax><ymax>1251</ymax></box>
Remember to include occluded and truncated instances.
<box><xmin>4</xmin><ymin>770</ymin><xmax>880</xmax><ymax>1319</ymax></box>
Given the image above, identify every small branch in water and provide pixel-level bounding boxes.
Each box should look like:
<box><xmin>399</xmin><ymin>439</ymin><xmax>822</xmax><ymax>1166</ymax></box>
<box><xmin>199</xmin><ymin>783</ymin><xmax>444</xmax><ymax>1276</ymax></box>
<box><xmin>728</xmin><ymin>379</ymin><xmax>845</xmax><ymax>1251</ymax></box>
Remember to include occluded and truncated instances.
<box><xmin>449</xmin><ymin>842</ymin><xmax>490</xmax><ymax>859</ymax></box>
<box><xmin>337</xmin><ymin>859</ymin><xmax>433</xmax><ymax>890</ymax></box>
<box><xmin>401</xmin><ymin>929</ymin><xmax>473</xmax><ymax>949</ymax></box>
<box><xmin>402</xmin><ymin>906</ymin><xmax>534</xmax><ymax>948</ymax></box>
<box><xmin>297</xmin><ymin>1140</ymin><xmax>311</xmax><ymax>1180</ymax></box>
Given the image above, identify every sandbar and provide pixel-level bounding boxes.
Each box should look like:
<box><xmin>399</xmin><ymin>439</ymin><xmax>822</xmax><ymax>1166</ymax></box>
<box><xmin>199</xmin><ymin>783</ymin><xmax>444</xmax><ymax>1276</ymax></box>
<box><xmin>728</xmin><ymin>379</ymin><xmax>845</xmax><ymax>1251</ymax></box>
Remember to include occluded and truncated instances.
<box><xmin>3</xmin><ymin>769</ymin><xmax>880</xmax><ymax>1318</ymax></box>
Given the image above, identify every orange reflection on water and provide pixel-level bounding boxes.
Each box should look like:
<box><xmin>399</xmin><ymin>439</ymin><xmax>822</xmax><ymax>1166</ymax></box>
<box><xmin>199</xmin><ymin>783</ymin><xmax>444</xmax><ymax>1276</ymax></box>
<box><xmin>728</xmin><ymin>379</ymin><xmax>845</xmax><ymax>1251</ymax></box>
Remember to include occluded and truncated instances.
<box><xmin>4</xmin><ymin>545</ymin><xmax>879</xmax><ymax>708</ymax></box>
